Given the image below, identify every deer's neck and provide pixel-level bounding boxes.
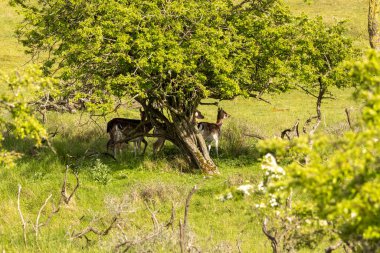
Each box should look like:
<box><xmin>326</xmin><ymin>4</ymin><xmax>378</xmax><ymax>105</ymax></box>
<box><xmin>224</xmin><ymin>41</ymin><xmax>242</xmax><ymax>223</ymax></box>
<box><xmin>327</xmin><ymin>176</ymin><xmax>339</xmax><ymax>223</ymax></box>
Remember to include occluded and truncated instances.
<box><xmin>216</xmin><ymin>119</ymin><xmax>224</xmax><ymax>127</ymax></box>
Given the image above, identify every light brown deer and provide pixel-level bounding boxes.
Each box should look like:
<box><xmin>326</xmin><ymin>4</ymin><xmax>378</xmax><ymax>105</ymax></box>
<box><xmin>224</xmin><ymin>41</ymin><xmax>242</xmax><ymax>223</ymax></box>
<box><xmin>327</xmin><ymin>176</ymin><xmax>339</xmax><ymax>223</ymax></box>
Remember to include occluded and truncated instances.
<box><xmin>107</xmin><ymin>109</ymin><xmax>152</xmax><ymax>157</ymax></box>
<box><xmin>197</xmin><ymin>107</ymin><xmax>230</xmax><ymax>157</ymax></box>
<box><xmin>152</xmin><ymin>110</ymin><xmax>205</xmax><ymax>155</ymax></box>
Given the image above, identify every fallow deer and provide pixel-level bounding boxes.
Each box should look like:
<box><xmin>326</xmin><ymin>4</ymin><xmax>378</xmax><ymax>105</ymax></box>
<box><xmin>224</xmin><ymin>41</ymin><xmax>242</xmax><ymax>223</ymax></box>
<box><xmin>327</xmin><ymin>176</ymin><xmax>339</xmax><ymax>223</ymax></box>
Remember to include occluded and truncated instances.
<box><xmin>197</xmin><ymin>107</ymin><xmax>230</xmax><ymax>157</ymax></box>
<box><xmin>106</xmin><ymin>109</ymin><xmax>152</xmax><ymax>156</ymax></box>
<box><xmin>152</xmin><ymin>110</ymin><xmax>205</xmax><ymax>155</ymax></box>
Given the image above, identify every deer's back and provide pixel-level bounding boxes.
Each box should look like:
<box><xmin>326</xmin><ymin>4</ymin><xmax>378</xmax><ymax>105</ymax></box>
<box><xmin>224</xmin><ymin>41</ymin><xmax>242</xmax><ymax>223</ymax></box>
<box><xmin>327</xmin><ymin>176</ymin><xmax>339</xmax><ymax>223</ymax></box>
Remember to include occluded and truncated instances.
<box><xmin>106</xmin><ymin>118</ymin><xmax>141</xmax><ymax>133</ymax></box>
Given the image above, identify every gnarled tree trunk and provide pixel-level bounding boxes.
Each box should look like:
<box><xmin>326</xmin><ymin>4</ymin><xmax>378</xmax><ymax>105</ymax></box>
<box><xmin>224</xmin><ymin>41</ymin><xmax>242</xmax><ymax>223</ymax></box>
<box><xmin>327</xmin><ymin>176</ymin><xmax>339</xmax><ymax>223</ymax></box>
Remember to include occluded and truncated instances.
<box><xmin>166</xmin><ymin>116</ymin><xmax>218</xmax><ymax>174</ymax></box>
<box><xmin>369</xmin><ymin>0</ymin><xmax>380</xmax><ymax>49</ymax></box>
<box><xmin>119</xmin><ymin>103</ymin><xmax>219</xmax><ymax>175</ymax></box>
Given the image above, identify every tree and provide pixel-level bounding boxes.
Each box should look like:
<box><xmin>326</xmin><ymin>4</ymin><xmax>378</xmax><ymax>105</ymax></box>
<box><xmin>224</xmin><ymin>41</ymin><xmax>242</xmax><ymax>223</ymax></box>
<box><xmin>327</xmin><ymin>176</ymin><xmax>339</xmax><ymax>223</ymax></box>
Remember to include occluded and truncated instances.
<box><xmin>12</xmin><ymin>0</ymin><xmax>354</xmax><ymax>173</ymax></box>
<box><xmin>258</xmin><ymin>51</ymin><xmax>380</xmax><ymax>252</ymax></box>
<box><xmin>0</xmin><ymin>67</ymin><xmax>55</xmax><ymax>166</ymax></box>
<box><xmin>369</xmin><ymin>0</ymin><xmax>380</xmax><ymax>49</ymax></box>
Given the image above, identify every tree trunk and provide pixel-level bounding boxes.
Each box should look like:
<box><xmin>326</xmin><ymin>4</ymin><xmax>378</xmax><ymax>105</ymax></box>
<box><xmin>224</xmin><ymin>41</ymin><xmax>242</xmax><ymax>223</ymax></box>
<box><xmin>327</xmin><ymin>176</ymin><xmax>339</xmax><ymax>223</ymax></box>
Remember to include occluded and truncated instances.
<box><xmin>369</xmin><ymin>0</ymin><xmax>380</xmax><ymax>49</ymax></box>
<box><xmin>166</xmin><ymin>116</ymin><xmax>219</xmax><ymax>175</ymax></box>
<box><xmin>121</xmin><ymin>103</ymin><xmax>219</xmax><ymax>174</ymax></box>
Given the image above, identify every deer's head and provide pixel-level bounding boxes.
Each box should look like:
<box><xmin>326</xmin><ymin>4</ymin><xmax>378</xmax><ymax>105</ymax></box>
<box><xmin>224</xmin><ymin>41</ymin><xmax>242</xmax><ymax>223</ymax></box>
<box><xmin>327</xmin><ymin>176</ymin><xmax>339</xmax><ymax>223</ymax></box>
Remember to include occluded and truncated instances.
<box><xmin>217</xmin><ymin>107</ymin><xmax>230</xmax><ymax>120</ymax></box>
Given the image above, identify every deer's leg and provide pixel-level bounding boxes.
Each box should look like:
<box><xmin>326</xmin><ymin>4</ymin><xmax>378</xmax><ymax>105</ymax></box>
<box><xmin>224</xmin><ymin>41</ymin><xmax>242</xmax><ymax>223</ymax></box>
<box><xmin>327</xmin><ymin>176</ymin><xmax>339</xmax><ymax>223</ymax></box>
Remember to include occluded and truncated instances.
<box><xmin>141</xmin><ymin>138</ymin><xmax>148</xmax><ymax>155</ymax></box>
<box><xmin>106</xmin><ymin>139</ymin><xmax>112</xmax><ymax>153</ymax></box>
<box><xmin>133</xmin><ymin>141</ymin><xmax>138</xmax><ymax>157</ymax></box>
<box><xmin>215</xmin><ymin>138</ymin><xmax>219</xmax><ymax>157</ymax></box>
<box><xmin>153</xmin><ymin>137</ymin><xmax>165</xmax><ymax>155</ymax></box>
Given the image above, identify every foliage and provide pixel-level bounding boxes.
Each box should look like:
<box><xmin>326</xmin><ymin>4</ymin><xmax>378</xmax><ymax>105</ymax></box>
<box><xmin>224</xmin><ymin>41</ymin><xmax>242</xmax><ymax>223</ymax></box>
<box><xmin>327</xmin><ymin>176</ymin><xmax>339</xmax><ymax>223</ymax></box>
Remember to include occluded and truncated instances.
<box><xmin>258</xmin><ymin>51</ymin><xmax>380</xmax><ymax>252</ymax></box>
<box><xmin>0</xmin><ymin>66</ymin><xmax>56</xmax><ymax>166</ymax></box>
<box><xmin>89</xmin><ymin>159</ymin><xmax>111</xmax><ymax>185</ymax></box>
<box><xmin>11</xmin><ymin>0</ymin><xmax>354</xmax><ymax>110</ymax></box>
<box><xmin>10</xmin><ymin>0</ymin><xmax>358</xmax><ymax>171</ymax></box>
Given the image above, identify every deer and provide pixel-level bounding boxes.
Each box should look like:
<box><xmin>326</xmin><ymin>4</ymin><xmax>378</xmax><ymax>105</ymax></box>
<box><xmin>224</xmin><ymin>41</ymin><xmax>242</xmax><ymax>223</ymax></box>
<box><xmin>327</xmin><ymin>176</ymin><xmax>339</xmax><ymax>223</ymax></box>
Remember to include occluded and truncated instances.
<box><xmin>152</xmin><ymin>110</ymin><xmax>205</xmax><ymax>155</ymax></box>
<box><xmin>197</xmin><ymin>107</ymin><xmax>230</xmax><ymax>157</ymax></box>
<box><xmin>106</xmin><ymin>109</ymin><xmax>152</xmax><ymax>157</ymax></box>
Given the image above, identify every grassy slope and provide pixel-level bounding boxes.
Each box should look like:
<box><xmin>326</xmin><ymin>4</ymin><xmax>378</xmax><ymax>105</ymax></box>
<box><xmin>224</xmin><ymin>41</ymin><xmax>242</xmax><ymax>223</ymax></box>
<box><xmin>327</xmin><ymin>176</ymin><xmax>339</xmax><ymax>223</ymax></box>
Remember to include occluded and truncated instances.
<box><xmin>0</xmin><ymin>0</ymin><xmax>366</xmax><ymax>252</ymax></box>
<box><xmin>284</xmin><ymin>0</ymin><xmax>368</xmax><ymax>48</ymax></box>
<box><xmin>0</xmin><ymin>1</ymin><xmax>29</xmax><ymax>72</ymax></box>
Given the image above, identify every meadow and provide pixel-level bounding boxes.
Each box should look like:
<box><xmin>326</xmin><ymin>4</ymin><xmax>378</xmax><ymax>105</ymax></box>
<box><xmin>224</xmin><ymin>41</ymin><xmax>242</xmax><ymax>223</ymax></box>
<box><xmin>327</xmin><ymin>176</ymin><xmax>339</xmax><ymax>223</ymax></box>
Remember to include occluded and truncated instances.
<box><xmin>0</xmin><ymin>0</ymin><xmax>367</xmax><ymax>252</ymax></box>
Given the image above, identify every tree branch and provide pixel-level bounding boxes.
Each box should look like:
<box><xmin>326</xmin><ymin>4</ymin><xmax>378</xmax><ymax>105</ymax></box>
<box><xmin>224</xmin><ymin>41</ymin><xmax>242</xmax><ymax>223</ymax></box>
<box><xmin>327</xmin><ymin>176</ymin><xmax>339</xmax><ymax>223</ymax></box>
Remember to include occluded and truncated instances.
<box><xmin>17</xmin><ymin>185</ymin><xmax>27</xmax><ymax>245</ymax></box>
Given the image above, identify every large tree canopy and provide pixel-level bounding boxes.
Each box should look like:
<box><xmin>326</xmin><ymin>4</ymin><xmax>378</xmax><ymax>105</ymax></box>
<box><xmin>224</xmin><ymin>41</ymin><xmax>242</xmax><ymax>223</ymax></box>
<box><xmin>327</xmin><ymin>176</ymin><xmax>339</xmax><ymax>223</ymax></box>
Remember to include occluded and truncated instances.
<box><xmin>12</xmin><ymin>0</ymin><xmax>355</xmax><ymax>172</ymax></box>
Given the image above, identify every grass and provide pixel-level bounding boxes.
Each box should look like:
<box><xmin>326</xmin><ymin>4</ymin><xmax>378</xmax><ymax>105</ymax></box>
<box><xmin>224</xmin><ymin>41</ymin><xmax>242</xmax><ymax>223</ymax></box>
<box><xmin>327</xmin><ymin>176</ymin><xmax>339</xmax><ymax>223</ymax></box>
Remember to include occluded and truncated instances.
<box><xmin>0</xmin><ymin>1</ymin><xmax>29</xmax><ymax>73</ymax></box>
<box><xmin>0</xmin><ymin>0</ymin><xmax>366</xmax><ymax>252</ymax></box>
<box><xmin>284</xmin><ymin>0</ymin><xmax>369</xmax><ymax>48</ymax></box>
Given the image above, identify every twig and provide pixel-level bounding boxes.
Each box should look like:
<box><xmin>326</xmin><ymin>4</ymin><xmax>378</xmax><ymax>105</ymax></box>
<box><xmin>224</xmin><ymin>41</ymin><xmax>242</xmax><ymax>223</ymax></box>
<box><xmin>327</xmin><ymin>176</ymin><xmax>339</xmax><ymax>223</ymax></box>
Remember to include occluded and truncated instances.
<box><xmin>144</xmin><ymin>201</ymin><xmax>159</xmax><ymax>232</ymax></box>
<box><xmin>71</xmin><ymin>214</ymin><xmax>120</xmax><ymax>239</ymax></box>
<box><xmin>244</xmin><ymin>133</ymin><xmax>265</xmax><ymax>140</ymax></box>
<box><xmin>165</xmin><ymin>202</ymin><xmax>176</xmax><ymax>231</ymax></box>
<box><xmin>281</xmin><ymin>120</ymin><xmax>299</xmax><ymax>140</ymax></box>
<box><xmin>237</xmin><ymin>239</ymin><xmax>243</xmax><ymax>253</ymax></box>
<box><xmin>61</xmin><ymin>165</ymin><xmax>80</xmax><ymax>204</ymax></box>
<box><xmin>345</xmin><ymin>108</ymin><xmax>353</xmax><ymax>130</ymax></box>
<box><xmin>199</xmin><ymin>101</ymin><xmax>219</xmax><ymax>106</ymax></box>
<box><xmin>302</xmin><ymin>116</ymin><xmax>319</xmax><ymax>134</ymax></box>
<box><xmin>262</xmin><ymin>217</ymin><xmax>278</xmax><ymax>253</ymax></box>
<box><xmin>179</xmin><ymin>185</ymin><xmax>198</xmax><ymax>253</ymax></box>
<box><xmin>17</xmin><ymin>185</ymin><xmax>27</xmax><ymax>245</ymax></box>
<box><xmin>35</xmin><ymin>193</ymin><xmax>52</xmax><ymax>238</ymax></box>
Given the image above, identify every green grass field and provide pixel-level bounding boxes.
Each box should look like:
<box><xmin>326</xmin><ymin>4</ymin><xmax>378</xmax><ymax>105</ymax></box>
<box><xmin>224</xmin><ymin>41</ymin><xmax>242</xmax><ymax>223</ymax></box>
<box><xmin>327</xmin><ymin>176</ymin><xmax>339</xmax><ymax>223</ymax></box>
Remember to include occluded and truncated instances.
<box><xmin>0</xmin><ymin>0</ymin><xmax>366</xmax><ymax>252</ymax></box>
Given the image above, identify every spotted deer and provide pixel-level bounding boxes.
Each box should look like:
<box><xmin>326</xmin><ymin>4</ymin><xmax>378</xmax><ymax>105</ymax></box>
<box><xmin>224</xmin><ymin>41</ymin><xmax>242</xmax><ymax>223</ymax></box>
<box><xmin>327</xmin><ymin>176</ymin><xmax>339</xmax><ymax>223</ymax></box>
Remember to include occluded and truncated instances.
<box><xmin>152</xmin><ymin>110</ymin><xmax>205</xmax><ymax>155</ymax></box>
<box><xmin>197</xmin><ymin>107</ymin><xmax>230</xmax><ymax>157</ymax></box>
<box><xmin>106</xmin><ymin>109</ymin><xmax>152</xmax><ymax>156</ymax></box>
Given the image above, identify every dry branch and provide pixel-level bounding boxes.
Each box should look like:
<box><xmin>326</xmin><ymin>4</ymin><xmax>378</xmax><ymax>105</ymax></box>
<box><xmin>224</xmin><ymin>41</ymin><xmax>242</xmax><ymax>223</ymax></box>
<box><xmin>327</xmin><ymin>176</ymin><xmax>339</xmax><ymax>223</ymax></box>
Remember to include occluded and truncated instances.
<box><xmin>35</xmin><ymin>193</ymin><xmax>52</xmax><ymax>238</ymax></box>
<box><xmin>244</xmin><ymin>133</ymin><xmax>266</xmax><ymax>140</ymax></box>
<box><xmin>17</xmin><ymin>185</ymin><xmax>27</xmax><ymax>245</ymax></box>
<box><xmin>281</xmin><ymin>120</ymin><xmax>299</xmax><ymax>140</ymax></box>
<box><xmin>302</xmin><ymin>116</ymin><xmax>320</xmax><ymax>134</ymax></box>
<box><xmin>345</xmin><ymin>108</ymin><xmax>353</xmax><ymax>130</ymax></box>
<box><xmin>71</xmin><ymin>214</ymin><xmax>120</xmax><ymax>239</ymax></box>
<box><xmin>262</xmin><ymin>217</ymin><xmax>278</xmax><ymax>253</ymax></box>
<box><xmin>61</xmin><ymin>165</ymin><xmax>80</xmax><ymax>204</ymax></box>
<box><xmin>179</xmin><ymin>185</ymin><xmax>198</xmax><ymax>253</ymax></box>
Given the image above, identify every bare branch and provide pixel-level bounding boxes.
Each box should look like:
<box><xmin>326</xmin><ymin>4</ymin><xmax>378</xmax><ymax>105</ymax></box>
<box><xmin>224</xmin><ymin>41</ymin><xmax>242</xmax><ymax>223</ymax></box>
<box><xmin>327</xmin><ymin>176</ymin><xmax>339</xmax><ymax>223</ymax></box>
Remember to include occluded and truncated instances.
<box><xmin>199</xmin><ymin>101</ymin><xmax>219</xmax><ymax>106</ymax></box>
<box><xmin>179</xmin><ymin>185</ymin><xmax>198</xmax><ymax>253</ymax></box>
<box><xmin>244</xmin><ymin>133</ymin><xmax>266</xmax><ymax>140</ymax></box>
<box><xmin>165</xmin><ymin>202</ymin><xmax>176</xmax><ymax>231</ymax></box>
<box><xmin>345</xmin><ymin>108</ymin><xmax>353</xmax><ymax>130</ymax></box>
<box><xmin>262</xmin><ymin>217</ymin><xmax>278</xmax><ymax>253</ymax></box>
<box><xmin>302</xmin><ymin>116</ymin><xmax>319</xmax><ymax>134</ymax></box>
<box><xmin>71</xmin><ymin>214</ymin><xmax>120</xmax><ymax>239</ymax></box>
<box><xmin>35</xmin><ymin>193</ymin><xmax>52</xmax><ymax>238</ymax></box>
<box><xmin>281</xmin><ymin>120</ymin><xmax>299</xmax><ymax>140</ymax></box>
<box><xmin>144</xmin><ymin>202</ymin><xmax>159</xmax><ymax>232</ymax></box>
<box><xmin>61</xmin><ymin>165</ymin><xmax>80</xmax><ymax>204</ymax></box>
<box><xmin>17</xmin><ymin>185</ymin><xmax>27</xmax><ymax>245</ymax></box>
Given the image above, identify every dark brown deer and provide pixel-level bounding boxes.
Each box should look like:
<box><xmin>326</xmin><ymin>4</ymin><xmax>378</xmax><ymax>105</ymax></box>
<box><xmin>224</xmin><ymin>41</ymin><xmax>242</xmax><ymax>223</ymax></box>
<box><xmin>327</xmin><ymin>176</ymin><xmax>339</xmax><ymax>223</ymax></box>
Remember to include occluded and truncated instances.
<box><xmin>107</xmin><ymin>109</ymin><xmax>152</xmax><ymax>156</ymax></box>
<box><xmin>197</xmin><ymin>107</ymin><xmax>230</xmax><ymax>157</ymax></box>
<box><xmin>152</xmin><ymin>110</ymin><xmax>205</xmax><ymax>155</ymax></box>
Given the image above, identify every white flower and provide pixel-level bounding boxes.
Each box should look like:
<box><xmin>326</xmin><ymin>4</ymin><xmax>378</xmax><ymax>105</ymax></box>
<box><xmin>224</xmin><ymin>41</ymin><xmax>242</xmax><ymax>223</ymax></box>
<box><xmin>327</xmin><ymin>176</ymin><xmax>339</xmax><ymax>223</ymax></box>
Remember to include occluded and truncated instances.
<box><xmin>351</xmin><ymin>212</ymin><xmax>357</xmax><ymax>218</ymax></box>
<box><xmin>261</xmin><ymin>153</ymin><xmax>285</xmax><ymax>176</ymax></box>
<box><xmin>269</xmin><ymin>194</ymin><xmax>278</xmax><ymax>207</ymax></box>
<box><xmin>319</xmin><ymin>220</ymin><xmax>328</xmax><ymax>226</ymax></box>
<box><xmin>257</xmin><ymin>181</ymin><xmax>266</xmax><ymax>192</ymax></box>
<box><xmin>255</xmin><ymin>203</ymin><xmax>266</xmax><ymax>209</ymax></box>
<box><xmin>237</xmin><ymin>184</ymin><xmax>253</xmax><ymax>196</ymax></box>
<box><xmin>217</xmin><ymin>192</ymin><xmax>233</xmax><ymax>202</ymax></box>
